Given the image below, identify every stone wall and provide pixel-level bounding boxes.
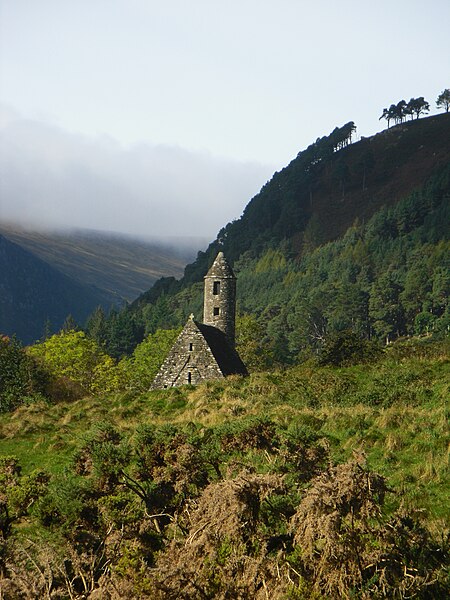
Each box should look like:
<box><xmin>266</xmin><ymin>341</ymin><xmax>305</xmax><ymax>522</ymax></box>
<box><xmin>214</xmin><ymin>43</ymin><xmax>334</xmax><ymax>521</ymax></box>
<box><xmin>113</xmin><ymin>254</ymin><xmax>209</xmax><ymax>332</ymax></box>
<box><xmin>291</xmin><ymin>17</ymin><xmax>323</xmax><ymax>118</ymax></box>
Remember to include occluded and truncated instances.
<box><xmin>151</xmin><ymin>319</ymin><xmax>223</xmax><ymax>389</ymax></box>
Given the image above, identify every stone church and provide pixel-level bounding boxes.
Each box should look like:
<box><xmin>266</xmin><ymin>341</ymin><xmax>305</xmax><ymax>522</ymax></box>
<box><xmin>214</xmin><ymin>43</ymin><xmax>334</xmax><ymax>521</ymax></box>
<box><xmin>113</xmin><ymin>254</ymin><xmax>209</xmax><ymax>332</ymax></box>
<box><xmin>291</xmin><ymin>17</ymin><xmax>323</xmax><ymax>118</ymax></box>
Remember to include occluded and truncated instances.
<box><xmin>151</xmin><ymin>252</ymin><xmax>248</xmax><ymax>389</ymax></box>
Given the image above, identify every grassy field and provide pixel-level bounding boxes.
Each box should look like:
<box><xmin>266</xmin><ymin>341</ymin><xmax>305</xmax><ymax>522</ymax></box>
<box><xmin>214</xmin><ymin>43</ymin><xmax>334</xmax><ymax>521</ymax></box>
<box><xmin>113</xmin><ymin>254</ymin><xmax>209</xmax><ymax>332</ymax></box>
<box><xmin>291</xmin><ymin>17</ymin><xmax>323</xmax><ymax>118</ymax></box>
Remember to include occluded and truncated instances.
<box><xmin>1</xmin><ymin>337</ymin><xmax>448</xmax><ymax>530</ymax></box>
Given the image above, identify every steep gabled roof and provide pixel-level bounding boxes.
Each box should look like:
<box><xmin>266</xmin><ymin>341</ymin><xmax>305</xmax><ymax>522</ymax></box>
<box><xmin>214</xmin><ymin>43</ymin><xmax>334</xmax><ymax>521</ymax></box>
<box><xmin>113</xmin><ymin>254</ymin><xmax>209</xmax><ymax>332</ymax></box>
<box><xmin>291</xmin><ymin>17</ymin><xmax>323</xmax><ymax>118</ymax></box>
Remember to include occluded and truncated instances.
<box><xmin>196</xmin><ymin>322</ymin><xmax>247</xmax><ymax>376</ymax></box>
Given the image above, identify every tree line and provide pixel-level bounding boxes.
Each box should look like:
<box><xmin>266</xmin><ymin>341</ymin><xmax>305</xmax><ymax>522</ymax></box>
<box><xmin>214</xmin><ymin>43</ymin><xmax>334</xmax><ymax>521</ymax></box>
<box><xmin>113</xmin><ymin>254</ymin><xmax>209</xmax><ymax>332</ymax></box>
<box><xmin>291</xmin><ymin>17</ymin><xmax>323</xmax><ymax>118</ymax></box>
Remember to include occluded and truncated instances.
<box><xmin>379</xmin><ymin>88</ymin><xmax>450</xmax><ymax>127</ymax></box>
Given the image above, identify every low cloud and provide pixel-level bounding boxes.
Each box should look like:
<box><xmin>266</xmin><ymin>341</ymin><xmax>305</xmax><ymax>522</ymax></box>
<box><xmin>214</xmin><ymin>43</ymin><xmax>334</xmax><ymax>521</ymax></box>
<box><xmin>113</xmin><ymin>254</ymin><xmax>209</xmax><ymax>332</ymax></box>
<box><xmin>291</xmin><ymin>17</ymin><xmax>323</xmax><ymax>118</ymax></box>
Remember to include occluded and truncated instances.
<box><xmin>0</xmin><ymin>105</ymin><xmax>274</xmax><ymax>239</ymax></box>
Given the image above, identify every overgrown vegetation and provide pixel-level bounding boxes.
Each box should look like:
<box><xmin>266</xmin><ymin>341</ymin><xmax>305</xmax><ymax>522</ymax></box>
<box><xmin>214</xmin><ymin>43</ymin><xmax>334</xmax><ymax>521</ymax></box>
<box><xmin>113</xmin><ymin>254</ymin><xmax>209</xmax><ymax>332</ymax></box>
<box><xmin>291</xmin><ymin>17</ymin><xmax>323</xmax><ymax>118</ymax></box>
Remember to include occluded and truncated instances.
<box><xmin>0</xmin><ymin>337</ymin><xmax>448</xmax><ymax>598</ymax></box>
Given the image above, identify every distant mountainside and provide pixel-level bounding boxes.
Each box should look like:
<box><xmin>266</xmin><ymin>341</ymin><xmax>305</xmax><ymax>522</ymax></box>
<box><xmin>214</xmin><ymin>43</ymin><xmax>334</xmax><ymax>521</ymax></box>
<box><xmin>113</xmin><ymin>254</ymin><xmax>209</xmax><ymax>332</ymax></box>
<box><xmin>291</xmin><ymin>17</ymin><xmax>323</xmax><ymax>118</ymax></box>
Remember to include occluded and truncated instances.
<box><xmin>97</xmin><ymin>114</ymin><xmax>449</xmax><ymax>359</ymax></box>
<box><xmin>0</xmin><ymin>226</ymin><xmax>196</xmax><ymax>303</ymax></box>
<box><xmin>0</xmin><ymin>234</ymin><xmax>111</xmax><ymax>343</ymax></box>
<box><xmin>0</xmin><ymin>227</ymin><xmax>203</xmax><ymax>343</ymax></box>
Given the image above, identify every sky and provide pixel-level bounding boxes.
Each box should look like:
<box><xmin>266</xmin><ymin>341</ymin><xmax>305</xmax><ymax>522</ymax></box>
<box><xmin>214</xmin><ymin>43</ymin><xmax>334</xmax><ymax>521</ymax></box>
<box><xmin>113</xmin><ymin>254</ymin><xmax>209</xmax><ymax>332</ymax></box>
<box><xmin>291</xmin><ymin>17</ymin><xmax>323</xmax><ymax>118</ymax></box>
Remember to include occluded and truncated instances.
<box><xmin>1</xmin><ymin>0</ymin><xmax>449</xmax><ymax>240</ymax></box>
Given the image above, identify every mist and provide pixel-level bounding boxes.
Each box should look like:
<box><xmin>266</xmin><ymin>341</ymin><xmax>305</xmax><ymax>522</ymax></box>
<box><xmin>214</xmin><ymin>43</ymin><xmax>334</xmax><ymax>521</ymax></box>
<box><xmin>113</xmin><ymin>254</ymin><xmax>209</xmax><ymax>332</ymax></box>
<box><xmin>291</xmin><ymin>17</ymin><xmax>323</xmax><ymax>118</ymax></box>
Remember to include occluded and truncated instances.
<box><xmin>0</xmin><ymin>106</ymin><xmax>274</xmax><ymax>240</ymax></box>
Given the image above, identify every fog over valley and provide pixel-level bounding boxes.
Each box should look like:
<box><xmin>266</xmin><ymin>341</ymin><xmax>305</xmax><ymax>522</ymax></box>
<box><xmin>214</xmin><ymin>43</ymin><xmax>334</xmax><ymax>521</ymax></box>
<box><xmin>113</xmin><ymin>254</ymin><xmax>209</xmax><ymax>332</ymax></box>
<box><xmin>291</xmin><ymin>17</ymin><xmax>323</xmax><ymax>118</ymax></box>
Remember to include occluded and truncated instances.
<box><xmin>0</xmin><ymin>105</ymin><xmax>274</xmax><ymax>241</ymax></box>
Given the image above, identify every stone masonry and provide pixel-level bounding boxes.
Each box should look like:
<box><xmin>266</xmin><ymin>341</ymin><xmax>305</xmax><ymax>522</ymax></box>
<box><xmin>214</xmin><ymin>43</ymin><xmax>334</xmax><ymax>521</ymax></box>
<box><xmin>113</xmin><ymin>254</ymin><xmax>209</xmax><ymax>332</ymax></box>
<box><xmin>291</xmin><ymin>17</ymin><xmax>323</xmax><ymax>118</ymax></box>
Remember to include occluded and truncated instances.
<box><xmin>203</xmin><ymin>251</ymin><xmax>236</xmax><ymax>347</ymax></box>
<box><xmin>151</xmin><ymin>252</ymin><xmax>247</xmax><ymax>389</ymax></box>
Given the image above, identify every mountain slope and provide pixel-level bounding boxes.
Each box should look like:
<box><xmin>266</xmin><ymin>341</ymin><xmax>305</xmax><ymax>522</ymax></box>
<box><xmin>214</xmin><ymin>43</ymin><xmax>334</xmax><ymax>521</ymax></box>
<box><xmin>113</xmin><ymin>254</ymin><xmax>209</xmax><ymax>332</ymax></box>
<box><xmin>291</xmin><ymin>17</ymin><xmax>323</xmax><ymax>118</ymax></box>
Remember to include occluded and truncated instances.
<box><xmin>181</xmin><ymin>113</ymin><xmax>450</xmax><ymax>281</ymax></box>
<box><xmin>0</xmin><ymin>234</ymin><xmax>113</xmax><ymax>343</ymax></box>
<box><xmin>0</xmin><ymin>226</ymin><xmax>196</xmax><ymax>303</ymax></box>
<box><xmin>104</xmin><ymin>115</ymin><xmax>450</xmax><ymax>359</ymax></box>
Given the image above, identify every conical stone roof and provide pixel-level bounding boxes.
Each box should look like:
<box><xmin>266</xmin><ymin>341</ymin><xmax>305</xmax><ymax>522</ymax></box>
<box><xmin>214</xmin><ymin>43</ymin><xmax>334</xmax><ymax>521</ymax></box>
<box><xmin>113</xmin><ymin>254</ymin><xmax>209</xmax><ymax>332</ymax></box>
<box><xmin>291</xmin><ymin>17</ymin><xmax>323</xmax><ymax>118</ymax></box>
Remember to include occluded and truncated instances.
<box><xmin>205</xmin><ymin>251</ymin><xmax>236</xmax><ymax>279</ymax></box>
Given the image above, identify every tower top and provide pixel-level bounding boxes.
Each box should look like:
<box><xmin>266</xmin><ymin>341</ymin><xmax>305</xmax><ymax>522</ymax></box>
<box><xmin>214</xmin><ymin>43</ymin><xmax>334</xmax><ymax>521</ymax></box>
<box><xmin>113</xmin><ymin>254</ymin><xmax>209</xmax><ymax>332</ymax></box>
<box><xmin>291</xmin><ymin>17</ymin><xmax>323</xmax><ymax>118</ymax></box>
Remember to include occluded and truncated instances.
<box><xmin>205</xmin><ymin>251</ymin><xmax>236</xmax><ymax>279</ymax></box>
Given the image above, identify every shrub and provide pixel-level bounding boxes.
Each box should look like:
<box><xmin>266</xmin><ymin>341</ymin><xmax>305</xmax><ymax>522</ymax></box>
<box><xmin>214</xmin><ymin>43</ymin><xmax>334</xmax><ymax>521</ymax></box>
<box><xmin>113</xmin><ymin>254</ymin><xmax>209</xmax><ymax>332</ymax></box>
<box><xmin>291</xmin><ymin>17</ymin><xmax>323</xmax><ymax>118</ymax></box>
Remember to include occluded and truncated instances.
<box><xmin>319</xmin><ymin>330</ymin><xmax>382</xmax><ymax>367</ymax></box>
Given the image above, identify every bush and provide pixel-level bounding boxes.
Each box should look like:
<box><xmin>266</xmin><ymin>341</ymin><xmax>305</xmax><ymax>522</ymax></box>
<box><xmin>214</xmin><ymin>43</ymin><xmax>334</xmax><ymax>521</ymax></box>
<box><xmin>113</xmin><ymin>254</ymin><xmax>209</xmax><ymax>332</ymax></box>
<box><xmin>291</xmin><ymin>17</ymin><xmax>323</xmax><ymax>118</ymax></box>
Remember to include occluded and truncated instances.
<box><xmin>319</xmin><ymin>331</ymin><xmax>382</xmax><ymax>367</ymax></box>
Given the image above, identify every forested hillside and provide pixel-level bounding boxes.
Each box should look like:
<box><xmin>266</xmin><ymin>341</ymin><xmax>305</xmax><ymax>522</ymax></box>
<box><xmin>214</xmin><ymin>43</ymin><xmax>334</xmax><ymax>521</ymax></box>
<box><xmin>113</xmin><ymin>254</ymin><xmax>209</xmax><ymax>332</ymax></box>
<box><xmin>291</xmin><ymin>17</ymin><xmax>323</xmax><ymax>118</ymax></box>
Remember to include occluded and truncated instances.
<box><xmin>93</xmin><ymin>115</ymin><xmax>450</xmax><ymax>360</ymax></box>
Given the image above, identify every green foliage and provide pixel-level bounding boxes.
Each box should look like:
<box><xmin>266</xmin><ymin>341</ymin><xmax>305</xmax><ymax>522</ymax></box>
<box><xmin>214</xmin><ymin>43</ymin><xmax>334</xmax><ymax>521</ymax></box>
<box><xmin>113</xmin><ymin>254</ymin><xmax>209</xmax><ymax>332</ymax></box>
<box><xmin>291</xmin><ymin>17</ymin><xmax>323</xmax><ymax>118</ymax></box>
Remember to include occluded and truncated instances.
<box><xmin>28</xmin><ymin>330</ymin><xmax>121</xmax><ymax>398</ymax></box>
<box><xmin>436</xmin><ymin>88</ymin><xmax>450</xmax><ymax>113</ymax></box>
<box><xmin>0</xmin><ymin>335</ymin><xmax>48</xmax><ymax>411</ymax></box>
<box><xmin>369</xmin><ymin>271</ymin><xmax>405</xmax><ymax>342</ymax></box>
<box><xmin>238</xmin><ymin>167</ymin><xmax>449</xmax><ymax>359</ymax></box>
<box><xmin>235</xmin><ymin>314</ymin><xmax>274</xmax><ymax>372</ymax></box>
<box><xmin>74</xmin><ymin>422</ymin><xmax>130</xmax><ymax>493</ymax></box>
<box><xmin>119</xmin><ymin>328</ymin><xmax>181</xmax><ymax>392</ymax></box>
<box><xmin>85</xmin><ymin>305</ymin><xmax>108</xmax><ymax>346</ymax></box>
<box><xmin>102</xmin><ymin>307</ymin><xmax>144</xmax><ymax>359</ymax></box>
<box><xmin>92</xmin><ymin>116</ymin><xmax>450</xmax><ymax>366</ymax></box>
<box><xmin>107</xmin><ymin>162</ymin><xmax>449</xmax><ymax>365</ymax></box>
<box><xmin>1</xmin><ymin>113</ymin><xmax>449</xmax><ymax>596</ymax></box>
<box><xmin>318</xmin><ymin>330</ymin><xmax>382</xmax><ymax>367</ymax></box>
<box><xmin>0</xmin><ymin>339</ymin><xmax>449</xmax><ymax>597</ymax></box>
<box><xmin>0</xmin><ymin>455</ymin><xmax>50</xmax><ymax>541</ymax></box>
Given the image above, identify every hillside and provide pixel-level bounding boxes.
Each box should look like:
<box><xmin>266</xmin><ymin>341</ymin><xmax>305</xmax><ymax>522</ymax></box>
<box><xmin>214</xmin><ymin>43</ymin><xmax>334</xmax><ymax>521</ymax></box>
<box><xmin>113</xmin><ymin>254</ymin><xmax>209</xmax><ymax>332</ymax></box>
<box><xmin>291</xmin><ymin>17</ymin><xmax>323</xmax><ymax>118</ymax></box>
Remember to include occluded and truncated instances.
<box><xmin>179</xmin><ymin>113</ymin><xmax>450</xmax><ymax>283</ymax></box>
<box><xmin>99</xmin><ymin>115</ymin><xmax>450</xmax><ymax>359</ymax></box>
<box><xmin>0</xmin><ymin>225</ymin><xmax>196</xmax><ymax>302</ymax></box>
<box><xmin>0</xmin><ymin>234</ymin><xmax>114</xmax><ymax>343</ymax></box>
<box><xmin>0</xmin><ymin>114</ymin><xmax>449</xmax><ymax>597</ymax></box>
<box><xmin>0</xmin><ymin>226</ymin><xmax>203</xmax><ymax>344</ymax></box>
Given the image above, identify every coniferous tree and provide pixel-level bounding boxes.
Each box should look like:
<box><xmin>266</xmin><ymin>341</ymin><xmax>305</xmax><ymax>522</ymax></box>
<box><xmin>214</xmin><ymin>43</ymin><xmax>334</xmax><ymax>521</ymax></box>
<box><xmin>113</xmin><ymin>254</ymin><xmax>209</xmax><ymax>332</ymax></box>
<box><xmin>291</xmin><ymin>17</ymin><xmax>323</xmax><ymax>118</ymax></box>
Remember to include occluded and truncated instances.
<box><xmin>85</xmin><ymin>306</ymin><xmax>108</xmax><ymax>347</ymax></box>
<box><xmin>62</xmin><ymin>314</ymin><xmax>78</xmax><ymax>332</ymax></box>
<box><xmin>369</xmin><ymin>273</ymin><xmax>405</xmax><ymax>343</ymax></box>
<box><xmin>42</xmin><ymin>318</ymin><xmax>53</xmax><ymax>341</ymax></box>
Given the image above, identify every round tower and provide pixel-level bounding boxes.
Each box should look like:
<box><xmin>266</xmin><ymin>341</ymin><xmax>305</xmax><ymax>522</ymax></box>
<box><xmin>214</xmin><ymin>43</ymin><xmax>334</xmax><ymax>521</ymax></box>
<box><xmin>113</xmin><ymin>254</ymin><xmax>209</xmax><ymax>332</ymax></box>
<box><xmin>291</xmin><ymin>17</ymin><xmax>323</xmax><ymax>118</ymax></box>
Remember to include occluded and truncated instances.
<box><xmin>203</xmin><ymin>251</ymin><xmax>236</xmax><ymax>347</ymax></box>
